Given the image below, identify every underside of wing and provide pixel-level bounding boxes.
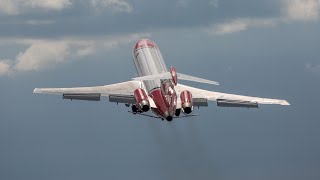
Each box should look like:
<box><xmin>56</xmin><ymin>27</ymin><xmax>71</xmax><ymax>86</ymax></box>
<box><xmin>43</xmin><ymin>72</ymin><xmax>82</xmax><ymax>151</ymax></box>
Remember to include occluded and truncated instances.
<box><xmin>34</xmin><ymin>80</ymin><xmax>141</xmax><ymax>103</ymax></box>
<box><xmin>175</xmin><ymin>84</ymin><xmax>290</xmax><ymax>107</ymax></box>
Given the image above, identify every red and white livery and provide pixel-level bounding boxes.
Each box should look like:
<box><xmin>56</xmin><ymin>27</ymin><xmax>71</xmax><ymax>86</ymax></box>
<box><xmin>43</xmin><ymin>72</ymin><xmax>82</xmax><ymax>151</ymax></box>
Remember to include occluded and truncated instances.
<box><xmin>34</xmin><ymin>39</ymin><xmax>290</xmax><ymax>121</ymax></box>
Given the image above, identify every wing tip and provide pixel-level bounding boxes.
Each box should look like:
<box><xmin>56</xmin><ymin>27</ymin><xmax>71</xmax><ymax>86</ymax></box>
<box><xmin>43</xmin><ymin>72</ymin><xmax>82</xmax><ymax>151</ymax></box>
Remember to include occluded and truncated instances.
<box><xmin>207</xmin><ymin>81</ymin><xmax>219</xmax><ymax>85</ymax></box>
<box><xmin>281</xmin><ymin>100</ymin><xmax>290</xmax><ymax>106</ymax></box>
<box><xmin>33</xmin><ymin>88</ymin><xmax>40</xmax><ymax>93</ymax></box>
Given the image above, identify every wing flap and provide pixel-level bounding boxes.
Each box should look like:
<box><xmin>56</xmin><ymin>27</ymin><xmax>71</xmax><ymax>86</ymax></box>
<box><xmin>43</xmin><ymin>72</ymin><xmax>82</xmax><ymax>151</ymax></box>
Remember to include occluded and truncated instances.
<box><xmin>63</xmin><ymin>93</ymin><xmax>101</xmax><ymax>101</ymax></box>
<box><xmin>217</xmin><ymin>99</ymin><xmax>258</xmax><ymax>108</ymax></box>
<box><xmin>109</xmin><ymin>94</ymin><xmax>135</xmax><ymax>104</ymax></box>
<box><xmin>176</xmin><ymin>84</ymin><xmax>290</xmax><ymax>106</ymax></box>
<box><xmin>193</xmin><ymin>98</ymin><xmax>208</xmax><ymax>107</ymax></box>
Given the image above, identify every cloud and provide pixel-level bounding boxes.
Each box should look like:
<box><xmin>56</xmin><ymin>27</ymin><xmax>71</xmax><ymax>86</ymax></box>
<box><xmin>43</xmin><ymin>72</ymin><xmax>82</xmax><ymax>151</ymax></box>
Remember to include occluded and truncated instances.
<box><xmin>306</xmin><ymin>63</ymin><xmax>320</xmax><ymax>74</ymax></box>
<box><xmin>0</xmin><ymin>0</ymin><xmax>18</xmax><ymax>15</ymax></box>
<box><xmin>0</xmin><ymin>0</ymin><xmax>71</xmax><ymax>15</ymax></box>
<box><xmin>284</xmin><ymin>0</ymin><xmax>320</xmax><ymax>21</ymax></box>
<box><xmin>90</xmin><ymin>0</ymin><xmax>132</xmax><ymax>13</ymax></box>
<box><xmin>209</xmin><ymin>0</ymin><xmax>219</xmax><ymax>8</ymax></box>
<box><xmin>102</xmin><ymin>33</ymin><xmax>151</xmax><ymax>48</ymax></box>
<box><xmin>14</xmin><ymin>40</ymin><xmax>70</xmax><ymax>71</ymax></box>
<box><xmin>0</xmin><ymin>0</ymin><xmax>133</xmax><ymax>15</ymax></box>
<box><xmin>208</xmin><ymin>18</ymin><xmax>277</xmax><ymax>35</ymax></box>
<box><xmin>208</xmin><ymin>19</ymin><xmax>248</xmax><ymax>35</ymax></box>
<box><xmin>206</xmin><ymin>0</ymin><xmax>320</xmax><ymax>36</ymax></box>
<box><xmin>25</xmin><ymin>20</ymin><xmax>56</xmax><ymax>25</ymax></box>
<box><xmin>0</xmin><ymin>33</ymin><xmax>150</xmax><ymax>76</ymax></box>
<box><xmin>176</xmin><ymin>0</ymin><xmax>189</xmax><ymax>8</ymax></box>
<box><xmin>0</xmin><ymin>60</ymin><xmax>11</xmax><ymax>76</ymax></box>
<box><xmin>23</xmin><ymin>0</ymin><xmax>72</xmax><ymax>10</ymax></box>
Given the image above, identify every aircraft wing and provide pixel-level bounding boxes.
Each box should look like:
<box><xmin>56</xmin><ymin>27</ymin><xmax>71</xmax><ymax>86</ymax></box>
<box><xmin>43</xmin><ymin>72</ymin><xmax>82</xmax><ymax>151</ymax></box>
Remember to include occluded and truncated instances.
<box><xmin>175</xmin><ymin>84</ymin><xmax>290</xmax><ymax>108</ymax></box>
<box><xmin>33</xmin><ymin>80</ymin><xmax>141</xmax><ymax>104</ymax></box>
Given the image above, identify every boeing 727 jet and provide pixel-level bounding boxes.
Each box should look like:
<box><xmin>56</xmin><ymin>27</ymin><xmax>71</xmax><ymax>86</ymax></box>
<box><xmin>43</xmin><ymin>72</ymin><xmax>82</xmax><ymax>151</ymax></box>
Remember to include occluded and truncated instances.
<box><xmin>34</xmin><ymin>39</ymin><xmax>290</xmax><ymax>121</ymax></box>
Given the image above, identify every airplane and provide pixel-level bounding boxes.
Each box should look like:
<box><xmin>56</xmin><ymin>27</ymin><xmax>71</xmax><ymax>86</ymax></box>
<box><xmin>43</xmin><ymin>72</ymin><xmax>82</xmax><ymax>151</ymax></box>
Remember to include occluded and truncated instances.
<box><xmin>33</xmin><ymin>39</ymin><xmax>290</xmax><ymax>121</ymax></box>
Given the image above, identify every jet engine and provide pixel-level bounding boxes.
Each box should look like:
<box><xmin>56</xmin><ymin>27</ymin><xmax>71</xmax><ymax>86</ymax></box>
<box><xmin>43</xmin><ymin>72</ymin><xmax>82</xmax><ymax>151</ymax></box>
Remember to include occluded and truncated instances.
<box><xmin>134</xmin><ymin>88</ymin><xmax>150</xmax><ymax>112</ymax></box>
<box><xmin>180</xmin><ymin>90</ymin><xmax>193</xmax><ymax>114</ymax></box>
<box><xmin>170</xmin><ymin>66</ymin><xmax>178</xmax><ymax>86</ymax></box>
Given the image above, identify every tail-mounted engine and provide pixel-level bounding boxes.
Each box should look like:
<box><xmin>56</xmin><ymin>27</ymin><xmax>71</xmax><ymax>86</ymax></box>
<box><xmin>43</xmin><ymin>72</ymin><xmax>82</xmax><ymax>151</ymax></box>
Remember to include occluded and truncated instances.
<box><xmin>170</xmin><ymin>66</ymin><xmax>178</xmax><ymax>86</ymax></box>
<box><xmin>133</xmin><ymin>88</ymin><xmax>150</xmax><ymax>112</ymax></box>
<box><xmin>180</xmin><ymin>90</ymin><xmax>193</xmax><ymax>114</ymax></box>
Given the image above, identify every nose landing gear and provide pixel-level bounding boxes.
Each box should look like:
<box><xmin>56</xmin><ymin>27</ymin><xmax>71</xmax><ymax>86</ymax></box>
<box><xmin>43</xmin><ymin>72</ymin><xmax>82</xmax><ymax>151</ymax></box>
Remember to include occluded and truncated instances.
<box><xmin>175</xmin><ymin>109</ymin><xmax>181</xmax><ymax>117</ymax></box>
<box><xmin>166</xmin><ymin>116</ymin><xmax>173</xmax><ymax>121</ymax></box>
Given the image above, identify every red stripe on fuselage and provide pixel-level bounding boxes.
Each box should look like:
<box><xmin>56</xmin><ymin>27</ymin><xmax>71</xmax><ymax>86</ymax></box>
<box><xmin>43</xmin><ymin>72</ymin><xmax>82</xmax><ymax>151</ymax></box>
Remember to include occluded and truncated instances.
<box><xmin>149</xmin><ymin>89</ymin><xmax>168</xmax><ymax>118</ymax></box>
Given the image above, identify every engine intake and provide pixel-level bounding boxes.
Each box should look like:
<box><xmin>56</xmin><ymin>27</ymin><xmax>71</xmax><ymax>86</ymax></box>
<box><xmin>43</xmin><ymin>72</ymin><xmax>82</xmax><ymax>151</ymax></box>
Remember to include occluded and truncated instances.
<box><xmin>180</xmin><ymin>90</ymin><xmax>193</xmax><ymax>114</ymax></box>
<box><xmin>134</xmin><ymin>88</ymin><xmax>150</xmax><ymax>112</ymax></box>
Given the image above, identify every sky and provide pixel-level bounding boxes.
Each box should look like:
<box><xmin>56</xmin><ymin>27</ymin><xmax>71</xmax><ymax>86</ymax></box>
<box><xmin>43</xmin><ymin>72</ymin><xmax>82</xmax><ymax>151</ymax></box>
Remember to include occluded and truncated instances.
<box><xmin>0</xmin><ymin>0</ymin><xmax>320</xmax><ymax>180</ymax></box>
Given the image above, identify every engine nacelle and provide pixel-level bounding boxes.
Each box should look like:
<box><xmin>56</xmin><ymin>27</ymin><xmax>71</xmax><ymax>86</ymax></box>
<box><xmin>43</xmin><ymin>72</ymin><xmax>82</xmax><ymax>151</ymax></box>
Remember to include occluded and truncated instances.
<box><xmin>134</xmin><ymin>88</ymin><xmax>150</xmax><ymax>112</ymax></box>
<box><xmin>180</xmin><ymin>90</ymin><xmax>193</xmax><ymax>114</ymax></box>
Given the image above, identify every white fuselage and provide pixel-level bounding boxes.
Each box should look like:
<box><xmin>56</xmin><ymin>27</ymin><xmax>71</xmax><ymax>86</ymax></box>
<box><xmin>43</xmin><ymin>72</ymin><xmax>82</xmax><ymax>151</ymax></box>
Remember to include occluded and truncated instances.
<box><xmin>133</xmin><ymin>41</ymin><xmax>167</xmax><ymax>92</ymax></box>
<box><xmin>132</xmin><ymin>39</ymin><xmax>176</xmax><ymax>120</ymax></box>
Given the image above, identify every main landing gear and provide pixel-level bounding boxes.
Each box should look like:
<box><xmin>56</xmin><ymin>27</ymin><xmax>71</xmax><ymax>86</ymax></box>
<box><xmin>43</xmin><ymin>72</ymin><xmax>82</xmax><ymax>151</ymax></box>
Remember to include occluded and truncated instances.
<box><xmin>128</xmin><ymin>106</ymin><xmax>197</xmax><ymax>121</ymax></box>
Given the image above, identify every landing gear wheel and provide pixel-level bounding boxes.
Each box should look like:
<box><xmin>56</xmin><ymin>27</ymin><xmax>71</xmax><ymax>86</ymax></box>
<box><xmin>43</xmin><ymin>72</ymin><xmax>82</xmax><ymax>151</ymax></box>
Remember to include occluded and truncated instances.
<box><xmin>132</xmin><ymin>105</ymin><xmax>138</xmax><ymax>113</ymax></box>
<box><xmin>175</xmin><ymin>109</ymin><xmax>181</xmax><ymax>117</ymax></box>
<box><xmin>166</xmin><ymin>116</ymin><xmax>173</xmax><ymax>121</ymax></box>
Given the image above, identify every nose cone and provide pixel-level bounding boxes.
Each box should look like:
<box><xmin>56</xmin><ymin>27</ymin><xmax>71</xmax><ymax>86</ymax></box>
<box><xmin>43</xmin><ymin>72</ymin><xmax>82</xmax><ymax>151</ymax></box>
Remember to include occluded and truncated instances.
<box><xmin>134</xmin><ymin>39</ymin><xmax>157</xmax><ymax>51</ymax></box>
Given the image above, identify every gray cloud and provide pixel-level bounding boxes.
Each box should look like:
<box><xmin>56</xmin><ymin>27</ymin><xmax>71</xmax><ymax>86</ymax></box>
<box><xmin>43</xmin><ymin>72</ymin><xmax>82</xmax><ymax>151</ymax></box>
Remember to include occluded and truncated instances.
<box><xmin>0</xmin><ymin>33</ymin><xmax>150</xmax><ymax>76</ymax></box>
<box><xmin>209</xmin><ymin>0</ymin><xmax>219</xmax><ymax>8</ymax></box>
<box><xmin>207</xmin><ymin>18</ymin><xmax>277</xmax><ymax>35</ymax></box>
<box><xmin>306</xmin><ymin>63</ymin><xmax>320</xmax><ymax>74</ymax></box>
<box><xmin>89</xmin><ymin>0</ymin><xmax>133</xmax><ymax>13</ymax></box>
<box><xmin>24</xmin><ymin>19</ymin><xmax>56</xmax><ymax>25</ymax></box>
<box><xmin>0</xmin><ymin>0</ymin><xmax>283</xmax><ymax>38</ymax></box>
<box><xmin>0</xmin><ymin>60</ymin><xmax>11</xmax><ymax>75</ymax></box>
<box><xmin>176</xmin><ymin>0</ymin><xmax>190</xmax><ymax>8</ymax></box>
<box><xmin>206</xmin><ymin>0</ymin><xmax>320</xmax><ymax>35</ymax></box>
<box><xmin>0</xmin><ymin>0</ymin><xmax>19</xmax><ymax>15</ymax></box>
<box><xmin>0</xmin><ymin>0</ymin><xmax>319</xmax><ymax>76</ymax></box>
<box><xmin>284</xmin><ymin>0</ymin><xmax>320</xmax><ymax>21</ymax></box>
<box><xmin>0</xmin><ymin>0</ymin><xmax>72</xmax><ymax>15</ymax></box>
<box><xmin>0</xmin><ymin>0</ymin><xmax>133</xmax><ymax>16</ymax></box>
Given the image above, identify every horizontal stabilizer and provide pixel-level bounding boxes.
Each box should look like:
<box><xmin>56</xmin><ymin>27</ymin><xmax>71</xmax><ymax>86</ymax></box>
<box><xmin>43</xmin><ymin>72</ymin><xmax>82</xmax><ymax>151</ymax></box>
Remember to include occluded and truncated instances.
<box><xmin>178</xmin><ymin>73</ymin><xmax>219</xmax><ymax>85</ymax></box>
<box><xmin>133</xmin><ymin>72</ymin><xmax>219</xmax><ymax>85</ymax></box>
